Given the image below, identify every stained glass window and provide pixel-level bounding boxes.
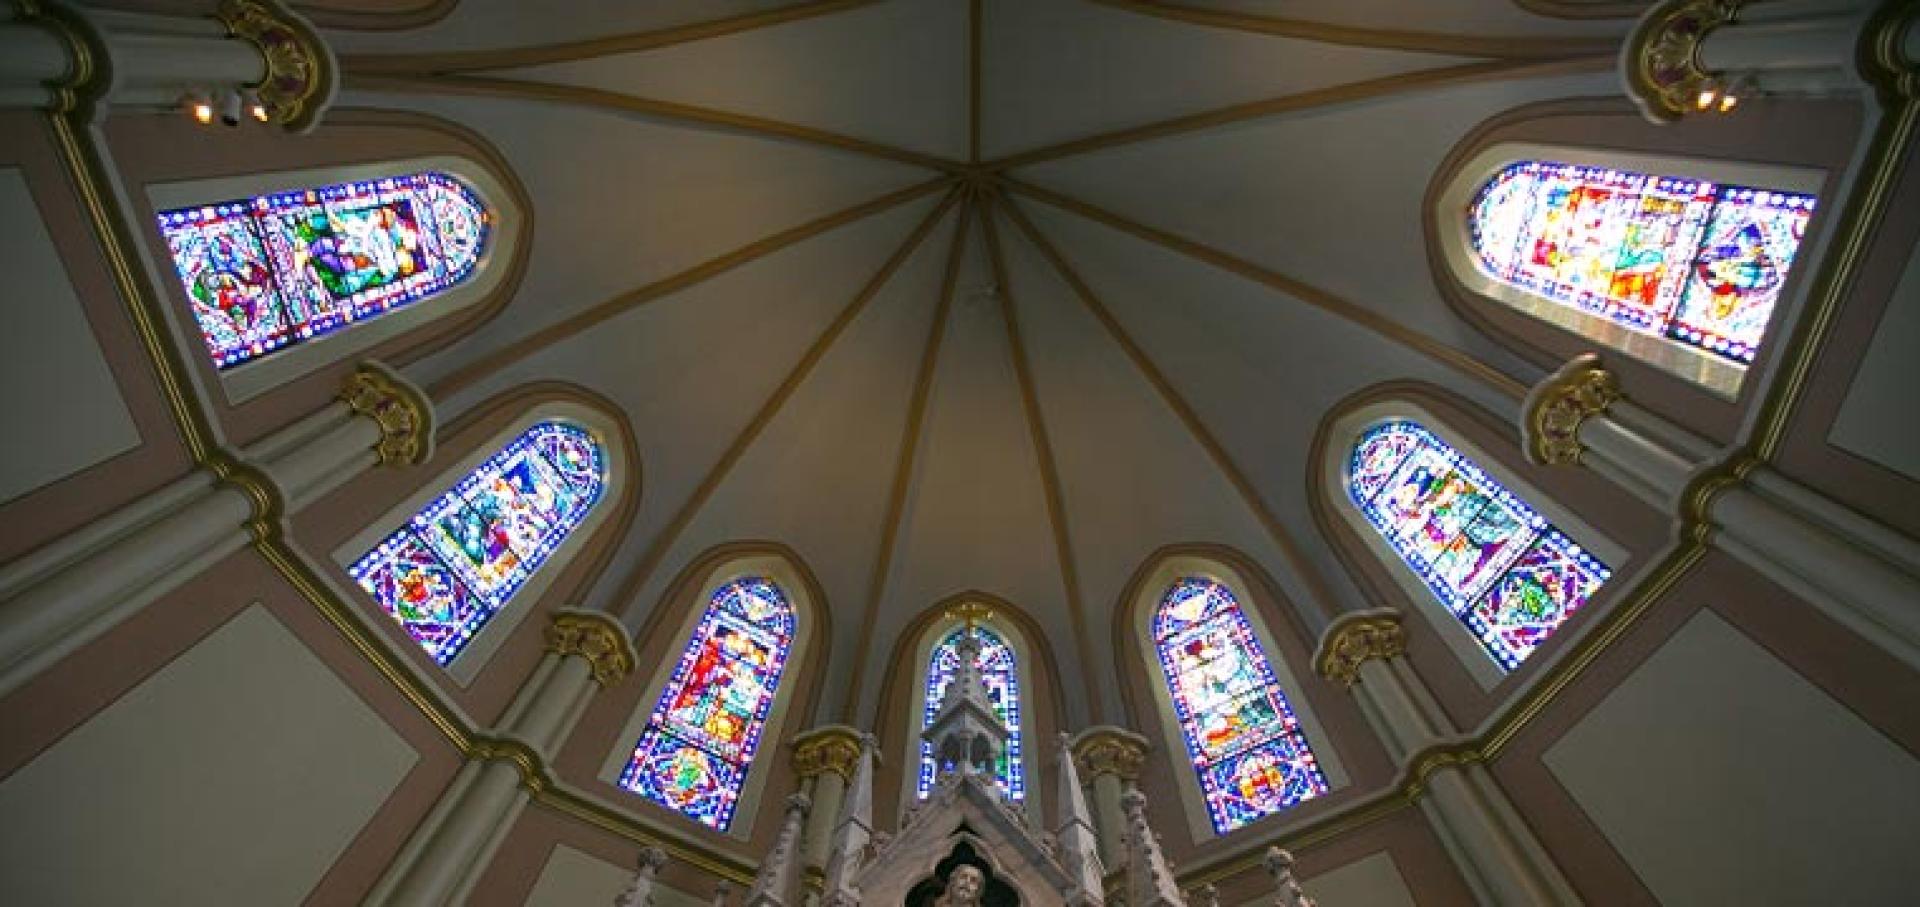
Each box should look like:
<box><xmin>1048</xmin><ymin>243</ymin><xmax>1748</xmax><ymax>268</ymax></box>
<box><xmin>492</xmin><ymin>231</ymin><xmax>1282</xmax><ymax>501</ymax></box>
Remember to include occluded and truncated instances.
<box><xmin>1348</xmin><ymin>420</ymin><xmax>1612</xmax><ymax>671</ymax></box>
<box><xmin>1154</xmin><ymin>578</ymin><xmax>1329</xmax><ymax>834</ymax></box>
<box><xmin>1470</xmin><ymin>159</ymin><xmax>1815</xmax><ymax>366</ymax></box>
<box><xmin>915</xmin><ymin>625</ymin><xmax>1024</xmax><ymax>802</ymax></box>
<box><xmin>350</xmin><ymin>421</ymin><xmax>607</xmax><ymax>666</ymax></box>
<box><xmin>158</xmin><ymin>170</ymin><xmax>492</xmax><ymax>369</ymax></box>
<box><xmin>619</xmin><ymin>577</ymin><xmax>795</xmax><ymax>831</ymax></box>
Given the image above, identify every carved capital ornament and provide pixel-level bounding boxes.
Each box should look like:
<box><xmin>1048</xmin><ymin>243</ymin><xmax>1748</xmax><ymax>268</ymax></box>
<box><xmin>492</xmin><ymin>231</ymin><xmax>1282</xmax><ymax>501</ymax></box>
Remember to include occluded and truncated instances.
<box><xmin>1313</xmin><ymin>609</ymin><xmax>1407</xmax><ymax>688</ymax></box>
<box><xmin>1522</xmin><ymin>354</ymin><xmax>1620</xmax><ymax>467</ymax></box>
<box><xmin>215</xmin><ymin>0</ymin><xmax>337</xmax><ymax>133</ymax></box>
<box><xmin>790</xmin><ymin>726</ymin><xmax>865</xmax><ymax>782</ymax></box>
<box><xmin>340</xmin><ymin>362</ymin><xmax>435</xmax><ymax>467</ymax></box>
<box><xmin>545</xmin><ymin>610</ymin><xmax>636</xmax><ymax>687</ymax></box>
<box><xmin>1070</xmin><ymin>727</ymin><xmax>1149</xmax><ymax>782</ymax></box>
<box><xmin>1621</xmin><ymin>0</ymin><xmax>1742</xmax><ymax>123</ymax></box>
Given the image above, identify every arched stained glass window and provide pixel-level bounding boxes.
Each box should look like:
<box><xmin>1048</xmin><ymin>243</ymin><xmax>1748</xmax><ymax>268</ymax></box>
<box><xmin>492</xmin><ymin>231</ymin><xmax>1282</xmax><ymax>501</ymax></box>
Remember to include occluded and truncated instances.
<box><xmin>350</xmin><ymin>421</ymin><xmax>607</xmax><ymax>666</ymax></box>
<box><xmin>916</xmin><ymin>625</ymin><xmax>1024</xmax><ymax>802</ymax></box>
<box><xmin>1470</xmin><ymin>159</ymin><xmax>1815</xmax><ymax>366</ymax></box>
<box><xmin>620</xmin><ymin>578</ymin><xmax>795</xmax><ymax>831</ymax></box>
<box><xmin>158</xmin><ymin>170</ymin><xmax>492</xmax><ymax>369</ymax></box>
<box><xmin>1349</xmin><ymin>420</ymin><xmax>1611</xmax><ymax>671</ymax></box>
<box><xmin>1155</xmin><ymin>578</ymin><xmax>1329</xmax><ymax>834</ymax></box>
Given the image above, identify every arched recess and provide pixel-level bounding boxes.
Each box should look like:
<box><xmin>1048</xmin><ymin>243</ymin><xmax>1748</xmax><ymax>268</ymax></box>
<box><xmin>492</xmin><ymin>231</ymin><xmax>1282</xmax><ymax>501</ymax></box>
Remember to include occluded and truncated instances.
<box><xmin>1117</xmin><ymin>550</ymin><xmax>1353</xmax><ymax>841</ymax></box>
<box><xmin>872</xmin><ymin>592</ymin><xmax>1068</xmax><ymax>827</ymax></box>
<box><xmin>1311</xmin><ymin>384</ymin><xmax>1636</xmax><ymax>695</ymax></box>
<box><xmin>110</xmin><ymin>108</ymin><xmax>531</xmax><ymax>444</ymax></box>
<box><xmin>328</xmin><ymin>388</ymin><xmax>634</xmax><ymax>690</ymax></box>
<box><xmin>595</xmin><ymin>543</ymin><xmax>829</xmax><ymax>840</ymax></box>
<box><xmin>1426</xmin><ymin>97</ymin><xmax>1860</xmax><ymax>440</ymax></box>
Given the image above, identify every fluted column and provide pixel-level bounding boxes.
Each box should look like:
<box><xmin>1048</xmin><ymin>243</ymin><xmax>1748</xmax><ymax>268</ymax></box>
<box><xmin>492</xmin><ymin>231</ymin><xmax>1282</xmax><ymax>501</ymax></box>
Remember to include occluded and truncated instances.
<box><xmin>1521</xmin><ymin>354</ymin><xmax>1920</xmax><ymax>670</ymax></box>
<box><xmin>1621</xmin><ymin>0</ymin><xmax>1879</xmax><ymax>122</ymax></box>
<box><xmin>0</xmin><ymin>361</ymin><xmax>431</xmax><ymax>697</ymax></box>
<box><xmin>789</xmin><ymin>725</ymin><xmax>863</xmax><ymax>898</ymax></box>
<box><xmin>6</xmin><ymin>0</ymin><xmax>335</xmax><ymax>129</ymax></box>
<box><xmin>369</xmin><ymin>611</ymin><xmax>636</xmax><ymax>906</ymax></box>
<box><xmin>1313</xmin><ymin>611</ymin><xmax>1580</xmax><ymax>905</ymax></box>
<box><xmin>1070</xmin><ymin>726</ymin><xmax>1149</xmax><ymax>871</ymax></box>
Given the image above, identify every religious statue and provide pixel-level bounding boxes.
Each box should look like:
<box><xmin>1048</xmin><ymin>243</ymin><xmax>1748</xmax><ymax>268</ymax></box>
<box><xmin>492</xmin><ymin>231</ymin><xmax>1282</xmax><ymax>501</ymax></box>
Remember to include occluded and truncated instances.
<box><xmin>933</xmin><ymin>865</ymin><xmax>986</xmax><ymax>907</ymax></box>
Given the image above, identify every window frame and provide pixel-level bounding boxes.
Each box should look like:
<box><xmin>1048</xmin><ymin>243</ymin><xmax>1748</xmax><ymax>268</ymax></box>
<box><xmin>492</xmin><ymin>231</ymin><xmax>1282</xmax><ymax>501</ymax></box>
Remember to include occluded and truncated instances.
<box><xmin>1436</xmin><ymin>141</ymin><xmax>1823</xmax><ymax>399</ymax></box>
<box><xmin>147</xmin><ymin>154</ymin><xmax>521</xmax><ymax>404</ymax></box>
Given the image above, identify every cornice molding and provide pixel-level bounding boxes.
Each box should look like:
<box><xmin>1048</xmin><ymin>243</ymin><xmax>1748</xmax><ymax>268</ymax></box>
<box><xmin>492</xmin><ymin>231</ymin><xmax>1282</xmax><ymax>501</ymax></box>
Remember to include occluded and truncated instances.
<box><xmin>1521</xmin><ymin>354</ymin><xmax>1620</xmax><ymax>467</ymax></box>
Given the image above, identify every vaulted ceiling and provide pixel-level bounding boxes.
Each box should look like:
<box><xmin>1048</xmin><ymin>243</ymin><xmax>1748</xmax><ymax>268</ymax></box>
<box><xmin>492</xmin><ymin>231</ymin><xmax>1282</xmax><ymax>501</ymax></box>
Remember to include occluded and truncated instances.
<box><xmin>336</xmin><ymin>0</ymin><xmax>1634</xmax><ymax>729</ymax></box>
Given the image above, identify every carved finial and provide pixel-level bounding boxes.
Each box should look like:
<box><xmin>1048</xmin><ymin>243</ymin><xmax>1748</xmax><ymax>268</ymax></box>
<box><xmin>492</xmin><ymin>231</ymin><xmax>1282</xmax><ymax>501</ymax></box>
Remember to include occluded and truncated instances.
<box><xmin>614</xmin><ymin>844</ymin><xmax>669</xmax><ymax>907</ymax></box>
<box><xmin>711</xmin><ymin>880</ymin><xmax>733</xmax><ymax>907</ymax></box>
<box><xmin>1189</xmin><ymin>885</ymin><xmax>1220</xmax><ymax>907</ymax></box>
<box><xmin>1264</xmin><ymin>848</ymin><xmax>1315</xmax><ymax>907</ymax></box>
<box><xmin>1522</xmin><ymin>354</ymin><xmax>1620</xmax><ymax>467</ymax></box>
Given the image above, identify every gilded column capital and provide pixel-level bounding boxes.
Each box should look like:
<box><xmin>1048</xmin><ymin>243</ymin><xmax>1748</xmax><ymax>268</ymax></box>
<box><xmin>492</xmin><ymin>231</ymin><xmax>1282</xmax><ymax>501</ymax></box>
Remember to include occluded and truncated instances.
<box><xmin>1070</xmin><ymin>726</ymin><xmax>1150</xmax><ymax>783</ymax></box>
<box><xmin>215</xmin><ymin>0</ymin><xmax>337</xmax><ymax>133</ymax></box>
<box><xmin>340</xmin><ymin>361</ymin><xmax>435</xmax><ymax>467</ymax></box>
<box><xmin>1861</xmin><ymin>0</ymin><xmax>1920</xmax><ymax>102</ymax></box>
<box><xmin>1313</xmin><ymin>608</ymin><xmax>1408</xmax><ymax>688</ymax></box>
<box><xmin>545</xmin><ymin>609</ymin><xmax>637</xmax><ymax>688</ymax></box>
<box><xmin>1621</xmin><ymin>0</ymin><xmax>1742</xmax><ymax>123</ymax></box>
<box><xmin>1522</xmin><ymin>354</ymin><xmax>1620</xmax><ymax>467</ymax></box>
<box><xmin>790</xmin><ymin>725</ymin><xmax>865</xmax><ymax>782</ymax></box>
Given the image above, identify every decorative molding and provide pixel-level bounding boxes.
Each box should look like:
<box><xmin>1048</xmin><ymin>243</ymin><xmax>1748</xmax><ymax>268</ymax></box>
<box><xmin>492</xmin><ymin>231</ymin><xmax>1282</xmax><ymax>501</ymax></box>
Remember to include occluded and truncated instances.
<box><xmin>1070</xmin><ymin>726</ymin><xmax>1150</xmax><ymax>782</ymax></box>
<box><xmin>340</xmin><ymin>361</ymin><xmax>435</xmax><ymax>467</ymax></box>
<box><xmin>215</xmin><ymin>0</ymin><xmax>338</xmax><ymax>133</ymax></box>
<box><xmin>791</xmin><ymin>726</ymin><xmax>867</xmax><ymax>782</ymax></box>
<box><xmin>1620</xmin><ymin>0</ymin><xmax>1741</xmax><ymax>123</ymax></box>
<box><xmin>1522</xmin><ymin>354</ymin><xmax>1621</xmax><ymax>466</ymax></box>
<box><xmin>545</xmin><ymin>609</ymin><xmax>638</xmax><ymax>687</ymax></box>
<box><xmin>1312</xmin><ymin>608</ymin><xmax>1408</xmax><ymax>688</ymax></box>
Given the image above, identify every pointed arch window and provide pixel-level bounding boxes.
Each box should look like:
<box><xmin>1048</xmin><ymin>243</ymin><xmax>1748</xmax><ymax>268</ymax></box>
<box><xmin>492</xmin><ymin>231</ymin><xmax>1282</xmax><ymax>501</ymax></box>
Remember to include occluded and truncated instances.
<box><xmin>1154</xmin><ymin>577</ymin><xmax>1329</xmax><ymax>834</ymax></box>
<box><xmin>157</xmin><ymin>169</ymin><xmax>492</xmax><ymax>369</ymax></box>
<box><xmin>1349</xmin><ymin>420</ymin><xmax>1611</xmax><ymax>671</ymax></box>
<box><xmin>916</xmin><ymin>625</ymin><xmax>1025</xmax><ymax>802</ymax></box>
<box><xmin>619</xmin><ymin>578</ymin><xmax>796</xmax><ymax>831</ymax></box>
<box><xmin>349</xmin><ymin>421</ymin><xmax>607</xmax><ymax>666</ymax></box>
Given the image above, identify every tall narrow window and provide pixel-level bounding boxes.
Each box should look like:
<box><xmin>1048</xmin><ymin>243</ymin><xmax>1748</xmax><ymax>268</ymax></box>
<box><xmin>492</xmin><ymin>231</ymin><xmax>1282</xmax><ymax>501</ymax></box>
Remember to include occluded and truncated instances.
<box><xmin>916</xmin><ymin>625</ymin><xmax>1024</xmax><ymax>802</ymax></box>
<box><xmin>1469</xmin><ymin>159</ymin><xmax>1814</xmax><ymax>369</ymax></box>
<box><xmin>620</xmin><ymin>578</ymin><xmax>795</xmax><ymax>831</ymax></box>
<box><xmin>1349</xmin><ymin>420</ymin><xmax>1611</xmax><ymax>671</ymax></box>
<box><xmin>350</xmin><ymin>421</ymin><xmax>607</xmax><ymax>666</ymax></box>
<box><xmin>158</xmin><ymin>170</ymin><xmax>492</xmax><ymax>369</ymax></box>
<box><xmin>1155</xmin><ymin>577</ymin><xmax>1329</xmax><ymax>834</ymax></box>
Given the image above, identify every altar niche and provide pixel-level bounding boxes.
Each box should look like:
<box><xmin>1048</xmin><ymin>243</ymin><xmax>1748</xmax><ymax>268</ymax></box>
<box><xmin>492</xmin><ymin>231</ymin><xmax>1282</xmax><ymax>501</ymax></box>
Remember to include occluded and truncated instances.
<box><xmin>905</xmin><ymin>840</ymin><xmax>1022</xmax><ymax>907</ymax></box>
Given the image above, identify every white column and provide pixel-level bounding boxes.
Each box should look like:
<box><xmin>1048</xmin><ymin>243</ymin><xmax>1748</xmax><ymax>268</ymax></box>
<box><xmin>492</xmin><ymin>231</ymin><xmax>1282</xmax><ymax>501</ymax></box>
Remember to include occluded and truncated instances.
<box><xmin>1522</xmin><ymin>355</ymin><xmax>1920</xmax><ymax>671</ymax></box>
<box><xmin>789</xmin><ymin>726</ymin><xmax>863</xmax><ymax>891</ymax></box>
<box><xmin>1069</xmin><ymin>726</ymin><xmax>1149</xmax><ymax>871</ymax></box>
<box><xmin>370</xmin><ymin>610</ymin><xmax>637</xmax><ymax>906</ymax></box>
<box><xmin>1621</xmin><ymin>0</ymin><xmax>1876</xmax><ymax>123</ymax></box>
<box><xmin>1313</xmin><ymin>610</ymin><xmax>1580</xmax><ymax>906</ymax></box>
<box><xmin>0</xmin><ymin>362</ymin><xmax>432</xmax><ymax>698</ymax></box>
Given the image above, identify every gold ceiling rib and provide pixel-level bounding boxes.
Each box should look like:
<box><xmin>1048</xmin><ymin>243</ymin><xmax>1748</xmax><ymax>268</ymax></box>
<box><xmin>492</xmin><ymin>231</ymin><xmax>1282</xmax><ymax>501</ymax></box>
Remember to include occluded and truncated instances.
<box><xmin>982</xmin><ymin>55</ymin><xmax>1612</xmax><ymax>171</ymax></box>
<box><xmin>340</xmin><ymin>0</ymin><xmax>883</xmax><ymax>75</ymax></box>
<box><xmin>429</xmin><ymin>177</ymin><xmax>954</xmax><ymax>399</ymax></box>
<box><xmin>604</xmin><ymin>189</ymin><xmax>965</xmax><ymax>625</ymax></box>
<box><xmin>1089</xmin><ymin>0</ymin><xmax>1618</xmax><ymax>60</ymax></box>
<box><xmin>998</xmin><ymin>176</ymin><xmax>1532</xmax><ymax>400</ymax></box>
<box><xmin>994</xmin><ymin>189</ymin><xmax>1349</xmax><ymax>621</ymax></box>
<box><xmin>980</xmin><ymin>198</ymin><xmax>1108</xmax><ymax>725</ymax></box>
<box><xmin>347</xmin><ymin>73</ymin><xmax>967</xmax><ymax>174</ymax></box>
<box><xmin>835</xmin><ymin>197</ymin><xmax>975</xmax><ymax>724</ymax></box>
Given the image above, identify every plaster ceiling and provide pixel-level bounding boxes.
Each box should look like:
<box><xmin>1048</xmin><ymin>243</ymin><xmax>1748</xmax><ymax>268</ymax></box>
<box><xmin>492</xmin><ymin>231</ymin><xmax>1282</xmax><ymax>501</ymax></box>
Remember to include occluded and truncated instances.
<box><xmin>333</xmin><ymin>0</ymin><xmax>1633</xmax><ymax>727</ymax></box>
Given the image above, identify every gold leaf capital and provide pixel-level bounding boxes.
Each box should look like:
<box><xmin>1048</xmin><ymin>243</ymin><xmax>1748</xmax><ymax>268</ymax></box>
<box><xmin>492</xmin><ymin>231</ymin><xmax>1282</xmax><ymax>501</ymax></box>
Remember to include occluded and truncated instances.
<box><xmin>340</xmin><ymin>362</ymin><xmax>435</xmax><ymax>467</ymax></box>
<box><xmin>1622</xmin><ymin>0</ymin><xmax>1742</xmax><ymax>123</ymax></box>
<box><xmin>545</xmin><ymin>610</ymin><xmax>636</xmax><ymax>688</ymax></box>
<box><xmin>1522</xmin><ymin>354</ymin><xmax>1620</xmax><ymax>467</ymax></box>
<box><xmin>1313</xmin><ymin>609</ymin><xmax>1408</xmax><ymax>688</ymax></box>
<box><xmin>790</xmin><ymin>726</ymin><xmax>865</xmax><ymax>781</ymax></box>
<box><xmin>1070</xmin><ymin>726</ymin><xmax>1150</xmax><ymax>782</ymax></box>
<box><xmin>215</xmin><ymin>0</ymin><xmax>337</xmax><ymax>133</ymax></box>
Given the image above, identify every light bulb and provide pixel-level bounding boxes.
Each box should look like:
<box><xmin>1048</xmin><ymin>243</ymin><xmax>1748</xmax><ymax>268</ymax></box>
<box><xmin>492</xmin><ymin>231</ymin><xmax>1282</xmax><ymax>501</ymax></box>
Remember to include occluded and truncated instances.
<box><xmin>184</xmin><ymin>93</ymin><xmax>214</xmax><ymax>124</ymax></box>
<box><xmin>244</xmin><ymin>91</ymin><xmax>270</xmax><ymax>123</ymax></box>
<box><xmin>1718</xmin><ymin>94</ymin><xmax>1738</xmax><ymax>113</ymax></box>
<box><xmin>1695</xmin><ymin>88</ymin><xmax>1718</xmax><ymax>110</ymax></box>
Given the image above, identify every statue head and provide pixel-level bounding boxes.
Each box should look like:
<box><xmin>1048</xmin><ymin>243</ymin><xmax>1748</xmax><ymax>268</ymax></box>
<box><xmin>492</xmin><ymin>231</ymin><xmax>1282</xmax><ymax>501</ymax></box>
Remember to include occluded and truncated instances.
<box><xmin>945</xmin><ymin>865</ymin><xmax>985</xmax><ymax>905</ymax></box>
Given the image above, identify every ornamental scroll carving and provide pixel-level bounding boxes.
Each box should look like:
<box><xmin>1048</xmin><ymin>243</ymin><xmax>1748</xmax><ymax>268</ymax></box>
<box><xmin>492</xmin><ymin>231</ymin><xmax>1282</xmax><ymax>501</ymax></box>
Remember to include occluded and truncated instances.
<box><xmin>1522</xmin><ymin>354</ymin><xmax>1620</xmax><ymax>467</ymax></box>
<box><xmin>215</xmin><ymin>0</ymin><xmax>337</xmax><ymax>133</ymax></box>
<box><xmin>791</xmin><ymin>727</ymin><xmax>865</xmax><ymax>783</ymax></box>
<box><xmin>1622</xmin><ymin>0</ymin><xmax>1742</xmax><ymax>123</ymax></box>
<box><xmin>1071</xmin><ymin>727</ymin><xmax>1149</xmax><ymax>782</ymax></box>
<box><xmin>340</xmin><ymin>362</ymin><xmax>435</xmax><ymax>467</ymax></box>
<box><xmin>1313</xmin><ymin>609</ymin><xmax>1407</xmax><ymax>688</ymax></box>
<box><xmin>545</xmin><ymin>610</ymin><xmax>636</xmax><ymax>687</ymax></box>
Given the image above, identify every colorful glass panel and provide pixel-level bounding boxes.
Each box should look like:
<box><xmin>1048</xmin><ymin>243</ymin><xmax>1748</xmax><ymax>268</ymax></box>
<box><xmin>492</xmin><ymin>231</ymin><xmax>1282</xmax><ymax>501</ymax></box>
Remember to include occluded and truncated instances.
<box><xmin>158</xmin><ymin>170</ymin><xmax>492</xmax><ymax>369</ymax></box>
<box><xmin>620</xmin><ymin>578</ymin><xmax>795</xmax><ymax>831</ymax></box>
<box><xmin>1348</xmin><ymin>420</ymin><xmax>1613</xmax><ymax>671</ymax></box>
<box><xmin>1154</xmin><ymin>578</ymin><xmax>1329</xmax><ymax>834</ymax></box>
<box><xmin>1469</xmin><ymin>159</ymin><xmax>1814</xmax><ymax>366</ymax></box>
<box><xmin>915</xmin><ymin>625</ymin><xmax>1024</xmax><ymax>802</ymax></box>
<box><xmin>349</xmin><ymin>422</ymin><xmax>607</xmax><ymax>666</ymax></box>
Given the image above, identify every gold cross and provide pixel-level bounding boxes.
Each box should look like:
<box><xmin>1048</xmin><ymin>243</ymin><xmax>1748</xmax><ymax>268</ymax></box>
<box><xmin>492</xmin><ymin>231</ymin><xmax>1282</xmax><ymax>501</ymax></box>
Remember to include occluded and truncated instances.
<box><xmin>945</xmin><ymin>601</ymin><xmax>994</xmax><ymax>633</ymax></box>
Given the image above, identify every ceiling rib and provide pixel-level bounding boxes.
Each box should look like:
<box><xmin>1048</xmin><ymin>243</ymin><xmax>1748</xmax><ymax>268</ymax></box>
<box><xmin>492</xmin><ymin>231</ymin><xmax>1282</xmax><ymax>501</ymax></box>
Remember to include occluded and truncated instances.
<box><xmin>969</xmin><ymin>0</ymin><xmax>984</xmax><ymax>163</ymax></box>
<box><xmin>612</xmin><ymin>189</ymin><xmax>966</xmax><ymax>630</ymax></box>
<box><xmin>995</xmin><ymin>189</ymin><xmax>1346</xmax><ymax>628</ymax></box>
<box><xmin>341</xmin><ymin>0</ymin><xmax>884</xmax><ymax>75</ymax></box>
<box><xmin>981</xmin><ymin>197</ymin><xmax>1107</xmax><ymax>725</ymax></box>
<box><xmin>1089</xmin><ymin>0</ymin><xmax>1618</xmax><ymax>59</ymax></box>
<box><xmin>999</xmin><ymin>177</ymin><xmax>1532</xmax><ymax>399</ymax></box>
<box><xmin>429</xmin><ymin>177</ymin><xmax>954</xmax><ymax>398</ymax></box>
<box><xmin>982</xmin><ymin>55</ymin><xmax>1612</xmax><ymax>171</ymax></box>
<box><xmin>347</xmin><ymin>73</ymin><xmax>966</xmax><ymax>174</ymax></box>
<box><xmin>835</xmin><ymin>196</ymin><xmax>975</xmax><ymax>724</ymax></box>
